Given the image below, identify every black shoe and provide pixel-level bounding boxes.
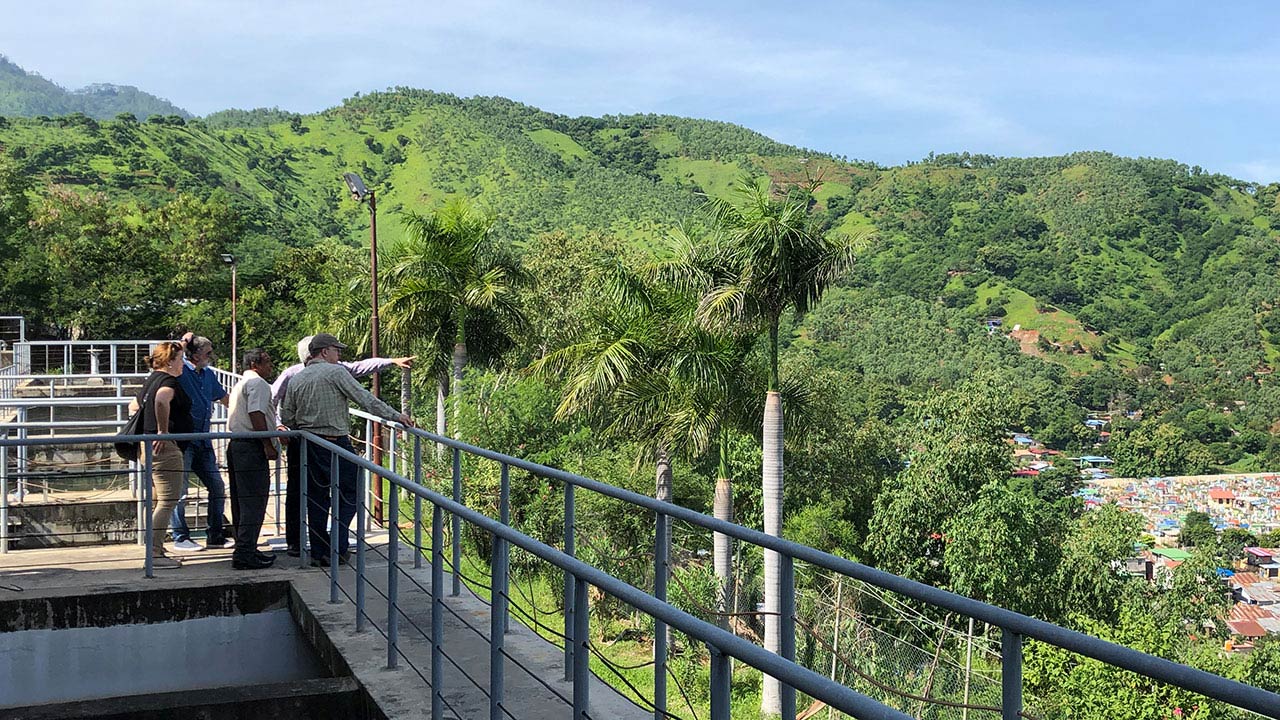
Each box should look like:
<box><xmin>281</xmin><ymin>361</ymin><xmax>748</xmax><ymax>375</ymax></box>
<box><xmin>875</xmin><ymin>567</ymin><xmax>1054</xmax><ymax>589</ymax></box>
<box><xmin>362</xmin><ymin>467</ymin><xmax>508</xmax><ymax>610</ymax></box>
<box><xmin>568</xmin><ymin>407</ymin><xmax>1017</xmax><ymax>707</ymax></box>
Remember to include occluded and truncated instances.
<box><xmin>255</xmin><ymin>551</ymin><xmax>275</xmax><ymax>562</ymax></box>
<box><xmin>309</xmin><ymin>556</ymin><xmax>331</xmax><ymax>568</ymax></box>
<box><xmin>338</xmin><ymin>551</ymin><xmax>351</xmax><ymax>565</ymax></box>
<box><xmin>286</xmin><ymin>547</ymin><xmax>300</xmax><ymax>557</ymax></box>
<box><xmin>232</xmin><ymin>554</ymin><xmax>276</xmax><ymax>570</ymax></box>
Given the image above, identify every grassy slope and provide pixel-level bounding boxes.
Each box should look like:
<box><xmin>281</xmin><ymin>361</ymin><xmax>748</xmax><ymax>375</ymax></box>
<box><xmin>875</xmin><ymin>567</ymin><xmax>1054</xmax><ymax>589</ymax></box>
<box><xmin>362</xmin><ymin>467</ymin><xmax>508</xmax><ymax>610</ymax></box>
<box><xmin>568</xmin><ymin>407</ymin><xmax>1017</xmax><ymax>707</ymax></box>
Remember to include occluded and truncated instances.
<box><xmin>4</xmin><ymin>93</ymin><xmax>1277</xmax><ymax>378</ymax></box>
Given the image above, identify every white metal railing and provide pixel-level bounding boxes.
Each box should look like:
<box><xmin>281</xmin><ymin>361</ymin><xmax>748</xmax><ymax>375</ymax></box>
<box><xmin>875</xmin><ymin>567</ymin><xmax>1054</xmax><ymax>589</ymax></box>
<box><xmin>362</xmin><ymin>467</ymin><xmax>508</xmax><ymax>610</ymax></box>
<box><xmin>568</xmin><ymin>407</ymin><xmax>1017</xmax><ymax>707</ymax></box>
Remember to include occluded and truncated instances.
<box><xmin>13</xmin><ymin>340</ymin><xmax>158</xmax><ymax>375</ymax></box>
<box><xmin>0</xmin><ymin>413</ymin><xmax>253</xmax><ymax>543</ymax></box>
<box><xmin>0</xmin><ymin>316</ymin><xmax>25</xmax><ymax>345</ymax></box>
<box><xmin>0</xmin><ymin>364</ymin><xmax>19</xmax><ymax>401</ymax></box>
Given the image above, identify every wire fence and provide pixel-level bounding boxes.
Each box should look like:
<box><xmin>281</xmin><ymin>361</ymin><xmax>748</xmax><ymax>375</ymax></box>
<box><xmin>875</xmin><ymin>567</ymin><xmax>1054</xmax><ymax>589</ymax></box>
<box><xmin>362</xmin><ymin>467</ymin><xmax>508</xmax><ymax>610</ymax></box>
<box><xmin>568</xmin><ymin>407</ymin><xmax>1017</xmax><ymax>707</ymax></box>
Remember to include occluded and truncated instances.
<box><xmin>5</xmin><ymin>398</ymin><xmax>1280</xmax><ymax>720</ymax></box>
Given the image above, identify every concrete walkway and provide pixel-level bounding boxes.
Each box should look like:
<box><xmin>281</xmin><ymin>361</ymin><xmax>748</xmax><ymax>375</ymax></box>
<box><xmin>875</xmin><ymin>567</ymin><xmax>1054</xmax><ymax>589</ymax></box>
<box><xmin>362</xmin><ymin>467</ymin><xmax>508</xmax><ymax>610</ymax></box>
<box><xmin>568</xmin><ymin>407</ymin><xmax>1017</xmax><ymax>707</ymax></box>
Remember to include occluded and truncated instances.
<box><xmin>0</xmin><ymin>540</ymin><xmax>650</xmax><ymax>720</ymax></box>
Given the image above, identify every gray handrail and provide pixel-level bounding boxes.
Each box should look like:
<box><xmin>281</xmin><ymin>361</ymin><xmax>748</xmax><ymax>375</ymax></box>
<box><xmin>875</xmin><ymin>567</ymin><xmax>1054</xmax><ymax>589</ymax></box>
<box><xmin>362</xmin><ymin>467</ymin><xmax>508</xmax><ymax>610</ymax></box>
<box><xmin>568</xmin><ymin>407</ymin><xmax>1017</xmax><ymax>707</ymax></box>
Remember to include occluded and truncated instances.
<box><xmin>6</xmin><ymin>427</ymin><xmax>1279</xmax><ymax>718</ymax></box>
<box><xmin>0</xmin><ymin>429</ymin><xmax>913</xmax><ymax>720</ymax></box>
<box><xmin>349</xmin><ymin>410</ymin><xmax>1280</xmax><ymax>719</ymax></box>
<box><xmin>296</xmin><ymin>430</ymin><xmax>915</xmax><ymax>720</ymax></box>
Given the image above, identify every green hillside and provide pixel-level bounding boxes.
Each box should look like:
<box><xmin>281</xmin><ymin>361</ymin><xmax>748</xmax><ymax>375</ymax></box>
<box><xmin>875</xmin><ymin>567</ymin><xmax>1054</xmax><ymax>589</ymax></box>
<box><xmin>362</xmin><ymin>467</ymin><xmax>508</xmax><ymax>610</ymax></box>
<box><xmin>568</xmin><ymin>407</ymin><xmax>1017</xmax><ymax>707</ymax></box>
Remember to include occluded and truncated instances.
<box><xmin>0</xmin><ymin>55</ymin><xmax>190</xmax><ymax>120</ymax></box>
<box><xmin>3</xmin><ymin>85</ymin><xmax>1280</xmax><ymax>473</ymax></box>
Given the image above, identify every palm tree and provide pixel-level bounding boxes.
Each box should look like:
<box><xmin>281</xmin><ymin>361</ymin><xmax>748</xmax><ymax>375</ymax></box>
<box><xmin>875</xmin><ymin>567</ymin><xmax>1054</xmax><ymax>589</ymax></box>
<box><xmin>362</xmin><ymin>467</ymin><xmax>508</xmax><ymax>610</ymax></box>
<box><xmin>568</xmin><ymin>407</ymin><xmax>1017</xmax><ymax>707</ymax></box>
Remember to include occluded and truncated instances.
<box><xmin>532</xmin><ymin>260</ymin><xmax>759</xmax><ymax>626</ymax></box>
<box><xmin>331</xmin><ymin>251</ymin><xmax>452</xmax><ymax>459</ymax></box>
<box><xmin>685</xmin><ymin>177</ymin><xmax>868</xmax><ymax>717</ymax></box>
<box><xmin>389</xmin><ymin>199</ymin><xmax>526</xmax><ymax>441</ymax></box>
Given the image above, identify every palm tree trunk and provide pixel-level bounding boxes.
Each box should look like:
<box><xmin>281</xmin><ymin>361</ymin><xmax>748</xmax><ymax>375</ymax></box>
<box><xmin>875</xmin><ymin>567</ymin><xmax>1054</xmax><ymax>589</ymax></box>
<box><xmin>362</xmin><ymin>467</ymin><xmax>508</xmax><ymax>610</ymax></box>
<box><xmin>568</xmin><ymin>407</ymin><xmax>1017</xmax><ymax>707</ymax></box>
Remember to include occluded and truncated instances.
<box><xmin>398</xmin><ymin>365</ymin><xmax>412</xmax><ymax>476</ymax></box>
<box><xmin>435</xmin><ymin>370</ymin><xmax>448</xmax><ymax>461</ymax></box>
<box><xmin>400</xmin><ymin>365</ymin><xmax>412</xmax><ymax>413</ymax></box>
<box><xmin>451</xmin><ymin>341</ymin><xmax>467</xmax><ymax>440</ymax></box>
<box><xmin>655</xmin><ymin>445</ymin><xmax>672</xmax><ymax>651</ymax></box>
<box><xmin>713</xmin><ymin>428</ymin><xmax>733</xmax><ymax>631</ymax></box>
<box><xmin>452</xmin><ymin>312</ymin><xmax>467</xmax><ymax>441</ymax></box>
<box><xmin>713</xmin><ymin>475</ymin><xmax>733</xmax><ymax>630</ymax></box>
<box><xmin>761</xmin><ymin>389</ymin><xmax>784</xmax><ymax>718</ymax></box>
<box><xmin>655</xmin><ymin>445</ymin><xmax>672</xmax><ymax>503</ymax></box>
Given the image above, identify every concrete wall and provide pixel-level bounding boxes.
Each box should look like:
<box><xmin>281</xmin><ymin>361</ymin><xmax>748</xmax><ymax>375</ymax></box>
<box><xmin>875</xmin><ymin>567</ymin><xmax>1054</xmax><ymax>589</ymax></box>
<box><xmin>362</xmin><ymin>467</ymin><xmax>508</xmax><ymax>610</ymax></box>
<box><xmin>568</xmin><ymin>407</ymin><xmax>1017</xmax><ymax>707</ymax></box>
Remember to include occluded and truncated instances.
<box><xmin>10</xmin><ymin>501</ymin><xmax>137</xmax><ymax>549</ymax></box>
<box><xmin>0</xmin><ymin>608</ymin><xmax>324</xmax><ymax>708</ymax></box>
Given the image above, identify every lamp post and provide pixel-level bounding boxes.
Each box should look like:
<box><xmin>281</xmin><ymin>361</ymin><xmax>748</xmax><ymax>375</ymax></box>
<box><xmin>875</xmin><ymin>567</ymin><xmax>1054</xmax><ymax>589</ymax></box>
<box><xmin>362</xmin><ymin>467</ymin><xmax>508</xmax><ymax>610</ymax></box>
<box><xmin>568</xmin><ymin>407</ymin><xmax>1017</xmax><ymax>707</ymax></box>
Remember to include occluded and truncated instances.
<box><xmin>221</xmin><ymin>253</ymin><xmax>237</xmax><ymax>373</ymax></box>
<box><xmin>343</xmin><ymin>172</ymin><xmax>384</xmax><ymax>523</ymax></box>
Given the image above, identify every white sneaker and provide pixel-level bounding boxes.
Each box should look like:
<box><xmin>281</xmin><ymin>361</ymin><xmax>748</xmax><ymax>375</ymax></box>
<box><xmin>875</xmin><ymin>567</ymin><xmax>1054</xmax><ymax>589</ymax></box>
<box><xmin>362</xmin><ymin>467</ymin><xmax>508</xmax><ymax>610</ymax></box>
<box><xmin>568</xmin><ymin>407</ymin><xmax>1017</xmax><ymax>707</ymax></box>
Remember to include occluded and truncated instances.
<box><xmin>173</xmin><ymin>539</ymin><xmax>205</xmax><ymax>552</ymax></box>
<box><xmin>151</xmin><ymin>556</ymin><xmax>182</xmax><ymax>569</ymax></box>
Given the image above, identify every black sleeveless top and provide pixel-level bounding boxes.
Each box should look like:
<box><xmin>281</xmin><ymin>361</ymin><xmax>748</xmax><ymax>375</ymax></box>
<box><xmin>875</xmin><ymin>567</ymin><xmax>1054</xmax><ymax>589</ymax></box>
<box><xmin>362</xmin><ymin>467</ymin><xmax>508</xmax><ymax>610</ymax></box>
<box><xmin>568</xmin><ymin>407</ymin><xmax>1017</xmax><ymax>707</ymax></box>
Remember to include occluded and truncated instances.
<box><xmin>139</xmin><ymin>371</ymin><xmax>193</xmax><ymax>447</ymax></box>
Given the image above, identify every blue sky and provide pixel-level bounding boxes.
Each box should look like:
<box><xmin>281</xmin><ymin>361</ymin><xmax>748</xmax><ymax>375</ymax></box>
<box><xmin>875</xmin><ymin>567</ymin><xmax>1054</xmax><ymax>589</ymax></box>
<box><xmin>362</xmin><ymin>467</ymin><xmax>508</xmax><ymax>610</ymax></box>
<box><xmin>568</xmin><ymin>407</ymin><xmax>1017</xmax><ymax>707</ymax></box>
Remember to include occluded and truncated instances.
<box><xmin>2</xmin><ymin>0</ymin><xmax>1277</xmax><ymax>181</ymax></box>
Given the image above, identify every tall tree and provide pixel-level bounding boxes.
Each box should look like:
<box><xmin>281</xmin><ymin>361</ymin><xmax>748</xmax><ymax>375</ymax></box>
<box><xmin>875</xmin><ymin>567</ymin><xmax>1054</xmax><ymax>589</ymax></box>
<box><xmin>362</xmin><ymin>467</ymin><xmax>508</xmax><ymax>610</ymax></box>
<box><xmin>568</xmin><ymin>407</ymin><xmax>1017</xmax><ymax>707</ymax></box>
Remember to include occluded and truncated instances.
<box><xmin>533</xmin><ymin>262</ymin><xmax>762</xmax><ymax>621</ymax></box>
<box><xmin>390</xmin><ymin>199</ymin><xmax>526</xmax><ymax>439</ymax></box>
<box><xmin>670</xmin><ymin>177</ymin><xmax>867</xmax><ymax>717</ymax></box>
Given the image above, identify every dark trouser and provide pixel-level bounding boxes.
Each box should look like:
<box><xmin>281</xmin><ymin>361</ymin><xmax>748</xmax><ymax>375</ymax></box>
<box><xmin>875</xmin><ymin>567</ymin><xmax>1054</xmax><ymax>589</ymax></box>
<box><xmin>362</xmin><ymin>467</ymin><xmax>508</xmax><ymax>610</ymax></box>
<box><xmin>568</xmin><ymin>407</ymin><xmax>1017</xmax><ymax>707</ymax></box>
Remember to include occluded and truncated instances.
<box><xmin>227</xmin><ymin>439</ymin><xmax>270</xmax><ymax>560</ymax></box>
<box><xmin>306</xmin><ymin>435</ymin><xmax>359</xmax><ymax>558</ymax></box>
<box><xmin>171</xmin><ymin>443</ymin><xmax>227</xmax><ymax>542</ymax></box>
<box><xmin>285</xmin><ymin>439</ymin><xmax>302</xmax><ymax>551</ymax></box>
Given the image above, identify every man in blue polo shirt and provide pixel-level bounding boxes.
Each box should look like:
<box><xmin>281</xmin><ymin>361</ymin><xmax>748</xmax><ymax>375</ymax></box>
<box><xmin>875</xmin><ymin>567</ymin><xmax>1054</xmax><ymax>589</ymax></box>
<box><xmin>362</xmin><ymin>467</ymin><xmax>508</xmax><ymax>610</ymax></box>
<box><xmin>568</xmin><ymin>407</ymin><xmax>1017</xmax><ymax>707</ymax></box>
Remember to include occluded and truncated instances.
<box><xmin>171</xmin><ymin>333</ymin><xmax>230</xmax><ymax>551</ymax></box>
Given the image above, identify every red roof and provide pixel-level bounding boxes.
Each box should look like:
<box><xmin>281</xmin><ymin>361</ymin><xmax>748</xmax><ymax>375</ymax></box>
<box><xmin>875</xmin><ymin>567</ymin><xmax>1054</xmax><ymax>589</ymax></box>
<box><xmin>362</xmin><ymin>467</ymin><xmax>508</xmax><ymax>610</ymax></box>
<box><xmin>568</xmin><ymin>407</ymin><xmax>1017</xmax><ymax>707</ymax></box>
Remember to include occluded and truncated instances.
<box><xmin>1209</xmin><ymin>488</ymin><xmax>1235</xmax><ymax>500</ymax></box>
<box><xmin>1230</xmin><ymin>603</ymin><xmax>1277</xmax><ymax>622</ymax></box>
<box><xmin>1232</xmin><ymin>573</ymin><xmax>1262</xmax><ymax>589</ymax></box>
<box><xmin>1246</xmin><ymin>547</ymin><xmax>1274</xmax><ymax>559</ymax></box>
<box><xmin>1228</xmin><ymin>619</ymin><xmax>1267</xmax><ymax>638</ymax></box>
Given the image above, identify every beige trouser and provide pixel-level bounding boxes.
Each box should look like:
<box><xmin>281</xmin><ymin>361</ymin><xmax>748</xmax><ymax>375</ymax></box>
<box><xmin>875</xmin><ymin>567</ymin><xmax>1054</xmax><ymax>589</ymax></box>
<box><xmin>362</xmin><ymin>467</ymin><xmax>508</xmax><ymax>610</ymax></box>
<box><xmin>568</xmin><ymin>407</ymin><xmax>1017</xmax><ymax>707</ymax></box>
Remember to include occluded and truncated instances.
<box><xmin>150</xmin><ymin>442</ymin><xmax>185</xmax><ymax>555</ymax></box>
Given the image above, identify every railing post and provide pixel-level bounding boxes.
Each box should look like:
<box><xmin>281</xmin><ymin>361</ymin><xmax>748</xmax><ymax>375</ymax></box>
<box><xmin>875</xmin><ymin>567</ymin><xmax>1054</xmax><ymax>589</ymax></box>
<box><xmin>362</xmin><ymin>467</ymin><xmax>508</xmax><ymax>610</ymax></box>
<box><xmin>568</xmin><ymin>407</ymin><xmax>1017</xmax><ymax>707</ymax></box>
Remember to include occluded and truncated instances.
<box><xmin>654</xmin><ymin>511</ymin><xmax>669</xmax><ymax>720</ymax></box>
<box><xmin>143</xmin><ymin>440</ymin><xmax>154</xmax><ymax>579</ymax></box>
<box><xmin>1002</xmin><ymin>629</ymin><xmax>1023</xmax><ymax>720</ymax></box>
<box><xmin>500</xmin><ymin>462</ymin><xmax>510</xmax><ymax>634</ymax></box>
<box><xmin>299</xmin><ymin>436</ymin><xmax>309</xmax><ymax>567</ymax></box>
<box><xmin>387</xmin><ymin>481</ymin><xmax>399</xmax><ymax>669</ymax></box>
<box><xmin>1</xmin><ymin>442</ymin><xmax>8</xmax><ymax>554</ymax></box>
<box><xmin>781</xmin><ymin>554</ymin><xmax>796</xmax><ymax>720</ymax></box>
<box><xmin>413</xmin><ymin>435</ymin><xmax>422</xmax><ymax>570</ymax></box>
<box><xmin>356</xmin><ymin>469</ymin><xmax>367</xmax><ymax>631</ymax></box>
<box><xmin>15</xmin><ymin>408</ymin><xmax>26</xmax><ymax>501</ymax></box>
<box><xmin>131</xmin><ymin>457</ymin><xmax>142</xmax><ymax>541</ymax></box>
<box><xmin>572</xmin><ymin>575</ymin><xmax>590</xmax><ymax>720</ymax></box>
<box><xmin>431</xmin><ymin>504</ymin><xmax>444</xmax><ymax>720</ymax></box>
<box><xmin>273</xmin><ymin>453</ymin><xmax>282</xmax><ymax>535</ymax></box>
<box><xmin>709</xmin><ymin>645</ymin><xmax>731</xmax><ymax>720</ymax></box>
<box><xmin>490</xmin><ymin>531</ymin><xmax>508</xmax><ymax>720</ymax></box>
<box><xmin>329</xmin><ymin>451</ymin><xmax>340</xmax><ymax>604</ymax></box>
<box><xmin>564</xmin><ymin>481</ymin><xmax>576</xmax><ymax>681</ymax></box>
<box><xmin>364</xmin><ymin>417</ymin><xmax>374</xmax><ymax>534</ymax></box>
<box><xmin>451</xmin><ymin>446</ymin><xmax>461</xmax><ymax>597</ymax></box>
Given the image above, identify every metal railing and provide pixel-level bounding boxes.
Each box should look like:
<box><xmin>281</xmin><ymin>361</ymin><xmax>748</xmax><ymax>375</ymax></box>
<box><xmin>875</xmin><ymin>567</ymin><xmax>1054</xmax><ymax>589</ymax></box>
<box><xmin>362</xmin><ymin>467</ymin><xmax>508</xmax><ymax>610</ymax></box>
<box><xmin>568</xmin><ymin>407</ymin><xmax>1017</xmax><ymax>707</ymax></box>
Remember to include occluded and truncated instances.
<box><xmin>0</xmin><ymin>316</ymin><xmax>25</xmax><ymax>345</ymax></box>
<box><xmin>0</xmin><ymin>412</ymin><xmax>275</xmax><ymax>550</ymax></box>
<box><xmin>354</xmin><ymin>414</ymin><xmax>1280</xmax><ymax>720</ymax></box>
<box><xmin>11</xmin><ymin>340</ymin><xmax>157</xmax><ymax>375</ymax></box>
<box><xmin>1</xmin><ymin>428</ymin><xmax>920</xmax><ymax>720</ymax></box>
<box><xmin>4</xmin><ymin>422</ymin><xmax>1280</xmax><ymax>719</ymax></box>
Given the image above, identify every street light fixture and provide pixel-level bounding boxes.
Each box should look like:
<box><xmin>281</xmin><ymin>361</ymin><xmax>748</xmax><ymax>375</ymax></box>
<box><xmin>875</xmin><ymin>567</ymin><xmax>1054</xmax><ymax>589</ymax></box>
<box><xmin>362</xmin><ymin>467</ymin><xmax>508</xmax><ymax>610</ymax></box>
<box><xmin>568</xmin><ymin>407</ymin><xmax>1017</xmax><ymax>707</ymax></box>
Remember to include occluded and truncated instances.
<box><xmin>343</xmin><ymin>172</ymin><xmax>384</xmax><ymax>522</ymax></box>
<box><xmin>221</xmin><ymin>253</ymin><xmax>237</xmax><ymax>373</ymax></box>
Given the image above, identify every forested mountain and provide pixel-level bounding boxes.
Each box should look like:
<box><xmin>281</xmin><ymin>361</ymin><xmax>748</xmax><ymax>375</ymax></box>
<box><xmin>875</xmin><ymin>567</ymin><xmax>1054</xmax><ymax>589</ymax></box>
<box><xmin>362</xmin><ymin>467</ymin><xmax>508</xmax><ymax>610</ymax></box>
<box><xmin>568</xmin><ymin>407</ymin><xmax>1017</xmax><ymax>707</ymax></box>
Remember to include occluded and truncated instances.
<box><xmin>5</xmin><ymin>69</ymin><xmax>1280</xmax><ymax>716</ymax></box>
<box><xmin>0</xmin><ymin>56</ymin><xmax>190</xmax><ymax>121</ymax></box>
<box><xmin>2</xmin><ymin>84</ymin><xmax>1280</xmax><ymax>476</ymax></box>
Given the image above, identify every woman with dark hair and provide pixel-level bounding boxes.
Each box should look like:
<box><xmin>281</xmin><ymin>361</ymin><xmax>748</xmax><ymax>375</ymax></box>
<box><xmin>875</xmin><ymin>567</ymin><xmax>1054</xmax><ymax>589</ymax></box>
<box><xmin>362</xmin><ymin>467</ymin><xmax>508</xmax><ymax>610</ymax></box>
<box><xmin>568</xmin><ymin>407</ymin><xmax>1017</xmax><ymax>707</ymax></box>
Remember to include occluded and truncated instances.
<box><xmin>128</xmin><ymin>341</ymin><xmax>193</xmax><ymax>569</ymax></box>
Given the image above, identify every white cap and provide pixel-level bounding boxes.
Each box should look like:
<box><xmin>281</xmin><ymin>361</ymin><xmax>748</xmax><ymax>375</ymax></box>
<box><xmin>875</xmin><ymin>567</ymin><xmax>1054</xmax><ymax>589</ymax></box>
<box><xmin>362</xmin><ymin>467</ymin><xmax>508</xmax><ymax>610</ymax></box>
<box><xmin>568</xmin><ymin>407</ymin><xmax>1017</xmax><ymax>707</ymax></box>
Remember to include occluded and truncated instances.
<box><xmin>297</xmin><ymin>336</ymin><xmax>314</xmax><ymax>363</ymax></box>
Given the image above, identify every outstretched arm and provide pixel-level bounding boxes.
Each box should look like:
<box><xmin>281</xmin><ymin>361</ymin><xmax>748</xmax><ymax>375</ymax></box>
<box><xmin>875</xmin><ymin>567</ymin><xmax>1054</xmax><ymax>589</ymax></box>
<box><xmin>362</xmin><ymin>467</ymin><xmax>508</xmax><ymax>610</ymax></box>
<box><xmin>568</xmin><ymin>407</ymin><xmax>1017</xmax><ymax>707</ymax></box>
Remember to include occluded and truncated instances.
<box><xmin>340</xmin><ymin>355</ymin><xmax>414</xmax><ymax>378</ymax></box>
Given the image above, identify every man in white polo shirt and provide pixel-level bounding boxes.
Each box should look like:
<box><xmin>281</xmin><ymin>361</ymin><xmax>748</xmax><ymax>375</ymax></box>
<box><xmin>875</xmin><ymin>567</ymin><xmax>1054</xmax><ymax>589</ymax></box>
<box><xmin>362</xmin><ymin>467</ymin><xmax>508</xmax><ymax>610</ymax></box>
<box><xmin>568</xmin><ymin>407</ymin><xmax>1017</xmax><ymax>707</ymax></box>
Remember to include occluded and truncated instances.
<box><xmin>226</xmin><ymin>348</ymin><xmax>279</xmax><ymax>570</ymax></box>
